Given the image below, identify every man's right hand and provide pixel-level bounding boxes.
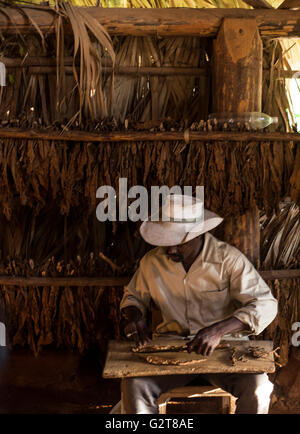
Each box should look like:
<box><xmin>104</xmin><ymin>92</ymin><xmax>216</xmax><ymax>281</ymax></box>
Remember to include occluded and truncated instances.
<box><xmin>121</xmin><ymin>306</ymin><xmax>149</xmax><ymax>347</ymax></box>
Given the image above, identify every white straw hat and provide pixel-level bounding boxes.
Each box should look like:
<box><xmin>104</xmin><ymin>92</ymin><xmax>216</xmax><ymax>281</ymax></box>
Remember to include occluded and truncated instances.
<box><xmin>140</xmin><ymin>194</ymin><xmax>223</xmax><ymax>246</ymax></box>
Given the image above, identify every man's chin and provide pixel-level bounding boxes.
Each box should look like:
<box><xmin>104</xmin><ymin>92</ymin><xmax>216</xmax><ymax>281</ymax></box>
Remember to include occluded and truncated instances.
<box><xmin>169</xmin><ymin>256</ymin><xmax>183</xmax><ymax>262</ymax></box>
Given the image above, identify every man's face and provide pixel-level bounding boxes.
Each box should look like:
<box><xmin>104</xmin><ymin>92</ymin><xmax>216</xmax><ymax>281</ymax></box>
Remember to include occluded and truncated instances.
<box><xmin>166</xmin><ymin>245</ymin><xmax>185</xmax><ymax>262</ymax></box>
<box><xmin>166</xmin><ymin>235</ymin><xmax>203</xmax><ymax>263</ymax></box>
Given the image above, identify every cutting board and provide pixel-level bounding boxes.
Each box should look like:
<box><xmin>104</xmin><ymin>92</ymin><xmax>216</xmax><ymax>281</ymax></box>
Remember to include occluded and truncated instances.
<box><xmin>102</xmin><ymin>337</ymin><xmax>275</xmax><ymax>378</ymax></box>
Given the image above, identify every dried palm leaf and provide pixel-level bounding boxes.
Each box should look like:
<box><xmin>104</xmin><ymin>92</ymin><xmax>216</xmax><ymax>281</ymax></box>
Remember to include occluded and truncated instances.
<box><xmin>261</xmin><ymin>202</ymin><xmax>300</xmax><ymax>269</ymax></box>
<box><xmin>55</xmin><ymin>0</ymin><xmax>115</xmax><ymax>123</ymax></box>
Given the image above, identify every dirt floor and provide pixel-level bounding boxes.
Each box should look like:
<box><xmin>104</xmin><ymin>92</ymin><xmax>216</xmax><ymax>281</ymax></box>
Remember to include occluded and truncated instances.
<box><xmin>0</xmin><ymin>347</ymin><xmax>120</xmax><ymax>414</ymax></box>
<box><xmin>0</xmin><ymin>347</ymin><xmax>299</xmax><ymax>414</ymax></box>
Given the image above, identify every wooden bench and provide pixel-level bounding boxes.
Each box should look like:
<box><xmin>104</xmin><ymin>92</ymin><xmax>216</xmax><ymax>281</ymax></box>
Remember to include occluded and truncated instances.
<box><xmin>157</xmin><ymin>385</ymin><xmax>237</xmax><ymax>414</ymax></box>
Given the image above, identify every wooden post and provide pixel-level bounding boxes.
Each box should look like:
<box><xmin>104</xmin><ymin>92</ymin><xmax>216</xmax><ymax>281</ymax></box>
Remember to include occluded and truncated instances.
<box><xmin>212</xmin><ymin>19</ymin><xmax>263</xmax><ymax>267</ymax></box>
<box><xmin>212</xmin><ymin>18</ymin><xmax>262</xmax><ymax>113</ymax></box>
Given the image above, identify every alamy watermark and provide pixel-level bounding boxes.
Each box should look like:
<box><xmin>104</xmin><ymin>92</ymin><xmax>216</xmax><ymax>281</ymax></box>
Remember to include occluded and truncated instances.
<box><xmin>0</xmin><ymin>322</ymin><xmax>5</xmax><ymax>346</ymax></box>
<box><xmin>0</xmin><ymin>62</ymin><xmax>6</xmax><ymax>87</ymax></box>
<box><xmin>96</xmin><ymin>179</ymin><xmax>204</xmax><ymax>228</ymax></box>
<box><xmin>292</xmin><ymin>322</ymin><xmax>300</xmax><ymax>347</ymax></box>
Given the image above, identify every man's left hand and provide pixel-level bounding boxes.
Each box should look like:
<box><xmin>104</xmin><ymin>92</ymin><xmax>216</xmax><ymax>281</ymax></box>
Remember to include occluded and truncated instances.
<box><xmin>187</xmin><ymin>325</ymin><xmax>222</xmax><ymax>356</ymax></box>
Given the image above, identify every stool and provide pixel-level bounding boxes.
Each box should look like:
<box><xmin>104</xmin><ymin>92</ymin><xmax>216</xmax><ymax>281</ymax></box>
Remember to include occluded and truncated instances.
<box><xmin>157</xmin><ymin>385</ymin><xmax>237</xmax><ymax>414</ymax></box>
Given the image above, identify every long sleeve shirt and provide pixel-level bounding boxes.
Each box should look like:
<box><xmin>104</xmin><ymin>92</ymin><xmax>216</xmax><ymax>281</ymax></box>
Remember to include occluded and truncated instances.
<box><xmin>120</xmin><ymin>232</ymin><xmax>278</xmax><ymax>338</ymax></box>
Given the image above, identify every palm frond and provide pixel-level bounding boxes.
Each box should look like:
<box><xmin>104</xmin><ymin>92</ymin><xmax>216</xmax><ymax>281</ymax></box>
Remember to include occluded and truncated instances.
<box><xmin>261</xmin><ymin>202</ymin><xmax>300</xmax><ymax>269</ymax></box>
<box><xmin>56</xmin><ymin>0</ymin><xmax>115</xmax><ymax>123</ymax></box>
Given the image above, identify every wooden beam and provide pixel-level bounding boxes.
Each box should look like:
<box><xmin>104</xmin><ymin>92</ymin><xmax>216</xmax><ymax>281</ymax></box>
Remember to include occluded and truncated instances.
<box><xmin>0</xmin><ymin>129</ymin><xmax>299</xmax><ymax>142</ymax></box>
<box><xmin>3</xmin><ymin>64</ymin><xmax>299</xmax><ymax>80</ymax></box>
<box><xmin>0</xmin><ymin>128</ymin><xmax>299</xmax><ymax>142</ymax></box>
<box><xmin>212</xmin><ymin>19</ymin><xmax>263</xmax><ymax>268</ymax></box>
<box><xmin>260</xmin><ymin>269</ymin><xmax>300</xmax><ymax>280</ymax></box>
<box><xmin>0</xmin><ymin>7</ymin><xmax>300</xmax><ymax>37</ymax></box>
<box><xmin>2</xmin><ymin>58</ymin><xmax>298</xmax><ymax>78</ymax></box>
<box><xmin>0</xmin><ymin>270</ymin><xmax>299</xmax><ymax>287</ymax></box>
<box><xmin>4</xmin><ymin>65</ymin><xmax>210</xmax><ymax>77</ymax></box>
<box><xmin>0</xmin><ymin>276</ymin><xmax>129</xmax><ymax>287</ymax></box>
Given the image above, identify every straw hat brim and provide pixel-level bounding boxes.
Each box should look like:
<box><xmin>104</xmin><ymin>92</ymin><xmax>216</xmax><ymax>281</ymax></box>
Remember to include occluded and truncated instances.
<box><xmin>140</xmin><ymin>209</ymin><xmax>223</xmax><ymax>246</ymax></box>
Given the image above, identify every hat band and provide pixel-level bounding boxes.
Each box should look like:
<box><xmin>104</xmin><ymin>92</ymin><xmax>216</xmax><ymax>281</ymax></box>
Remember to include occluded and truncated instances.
<box><xmin>150</xmin><ymin>215</ymin><xmax>203</xmax><ymax>224</ymax></box>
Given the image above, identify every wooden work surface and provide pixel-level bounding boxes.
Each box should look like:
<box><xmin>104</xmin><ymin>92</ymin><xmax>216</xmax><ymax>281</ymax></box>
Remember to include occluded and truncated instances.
<box><xmin>102</xmin><ymin>337</ymin><xmax>275</xmax><ymax>378</ymax></box>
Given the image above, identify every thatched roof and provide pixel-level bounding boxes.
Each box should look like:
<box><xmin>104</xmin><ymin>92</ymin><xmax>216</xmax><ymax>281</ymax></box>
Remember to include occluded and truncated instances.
<box><xmin>0</xmin><ymin>1</ymin><xmax>298</xmax><ymax>128</ymax></box>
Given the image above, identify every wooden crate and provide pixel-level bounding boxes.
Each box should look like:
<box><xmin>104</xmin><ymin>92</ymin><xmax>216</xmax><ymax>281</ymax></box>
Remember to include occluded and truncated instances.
<box><xmin>157</xmin><ymin>386</ymin><xmax>237</xmax><ymax>414</ymax></box>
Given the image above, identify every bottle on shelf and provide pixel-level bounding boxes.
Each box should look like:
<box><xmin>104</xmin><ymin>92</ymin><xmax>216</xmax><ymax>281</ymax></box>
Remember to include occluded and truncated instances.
<box><xmin>208</xmin><ymin>112</ymin><xmax>279</xmax><ymax>129</ymax></box>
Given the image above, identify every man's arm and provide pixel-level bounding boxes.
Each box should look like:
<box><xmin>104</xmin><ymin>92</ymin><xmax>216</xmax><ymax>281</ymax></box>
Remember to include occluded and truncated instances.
<box><xmin>188</xmin><ymin>251</ymin><xmax>278</xmax><ymax>356</ymax></box>
<box><xmin>120</xmin><ymin>255</ymin><xmax>152</xmax><ymax>346</ymax></box>
<box><xmin>228</xmin><ymin>253</ymin><xmax>278</xmax><ymax>335</ymax></box>
<box><xmin>121</xmin><ymin>305</ymin><xmax>149</xmax><ymax>347</ymax></box>
<box><xmin>187</xmin><ymin>317</ymin><xmax>248</xmax><ymax>356</ymax></box>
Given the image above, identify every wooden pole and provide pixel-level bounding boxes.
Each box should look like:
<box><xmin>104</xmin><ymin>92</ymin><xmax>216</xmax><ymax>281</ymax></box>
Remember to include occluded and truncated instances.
<box><xmin>0</xmin><ymin>270</ymin><xmax>299</xmax><ymax>287</ymax></box>
<box><xmin>0</xmin><ymin>276</ymin><xmax>129</xmax><ymax>287</ymax></box>
<box><xmin>0</xmin><ymin>7</ymin><xmax>300</xmax><ymax>37</ymax></box>
<box><xmin>212</xmin><ymin>19</ymin><xmax>263</xmax><ymax>267</ymax></box>
<box><xmin>5</xmin><ymin>65</ymin><xmax>209</xmax><ymax>77</ymax></box>
<box><xmin>1</xmin><ymin>57</ymin><xmax>298</xmax><ymax>78</ymax></box>
<box><xmin>0</xmin><ymin>129</ymin><xmax>299</xmax><ymax>142</ymax></box>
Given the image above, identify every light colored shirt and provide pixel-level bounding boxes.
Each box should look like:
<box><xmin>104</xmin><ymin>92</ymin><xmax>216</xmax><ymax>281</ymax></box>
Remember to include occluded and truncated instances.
<box><xmin>120</xmin><ymin>232</ymin><xmax>278</xmax><ymax>338</ymax></box>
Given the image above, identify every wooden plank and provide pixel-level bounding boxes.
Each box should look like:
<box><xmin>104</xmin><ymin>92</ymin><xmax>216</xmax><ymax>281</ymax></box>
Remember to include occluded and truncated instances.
<box><xmin>0</xmin><ymin>276</ymin><xmax>129</xmax><ymax>287</ymax></box>
<box><xmin>102</xmin><ymin>337</ymin><xmax>275</xmax><ymax>378</ymax></box>
<box><xmin>0</xmin><ymin>7</ymin><xmax>300</xmax><ymax>37</ymax></box>
<box><xmin>0</xmin><ymin>128</ymin><xmax>299</xmax><ymax>142</ymax></box>
<box><xmin>260</xmin><ymin>269</ymin><xmax>300</xmax><ymax>280</ymax></box>
<box><xmin>0</xmin><ymin>270</ymin><xmax>299</xmax><ymax>287</ymax></box>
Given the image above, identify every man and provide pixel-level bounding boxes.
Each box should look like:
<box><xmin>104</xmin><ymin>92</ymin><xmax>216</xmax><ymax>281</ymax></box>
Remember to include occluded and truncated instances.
<box><xmin>118</xmin><ymin>194</ymin><xmax>278</xmax><ymax>414</ymax></box>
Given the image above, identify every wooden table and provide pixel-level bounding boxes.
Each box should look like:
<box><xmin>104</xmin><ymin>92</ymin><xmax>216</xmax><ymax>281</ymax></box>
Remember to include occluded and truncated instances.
<box><xmin>102</xmin><ymin>337</ymin><xmax>275</xmax><ymax>378</ymax></box>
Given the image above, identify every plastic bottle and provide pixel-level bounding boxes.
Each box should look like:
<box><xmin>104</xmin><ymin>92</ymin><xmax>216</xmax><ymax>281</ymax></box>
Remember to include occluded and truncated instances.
<box><xmin>208</xmin><ymin>112</ymin><xmax>279</xmax><ymax>129</ymax></box>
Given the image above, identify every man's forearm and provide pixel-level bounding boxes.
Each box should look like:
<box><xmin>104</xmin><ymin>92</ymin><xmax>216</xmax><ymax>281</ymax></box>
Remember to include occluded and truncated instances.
<box><xmin>187</xmin><ymin>316</ymin><xmax>248</xmax><ymax>355</ymax></box>
<box><xmin>212</xmin><ymin>316</ymin><xmax>249</xmax><ymax>337</ymax></box>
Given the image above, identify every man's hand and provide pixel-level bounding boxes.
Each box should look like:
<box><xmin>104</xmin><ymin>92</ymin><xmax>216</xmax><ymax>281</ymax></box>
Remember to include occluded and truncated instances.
<box><xmin>187</xmin><ymin>317</ymin><xmax>248</xmax><ymax>356</ymax></box>
<box><xmin>187</xmin><ymin>325</ymin><xmax>222</xmax><ymax>356</ymax></box>
<box><xmin>121</xmin><ymin>306</ymin><xmax>149</xmax><ymax>347</ymax></box>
